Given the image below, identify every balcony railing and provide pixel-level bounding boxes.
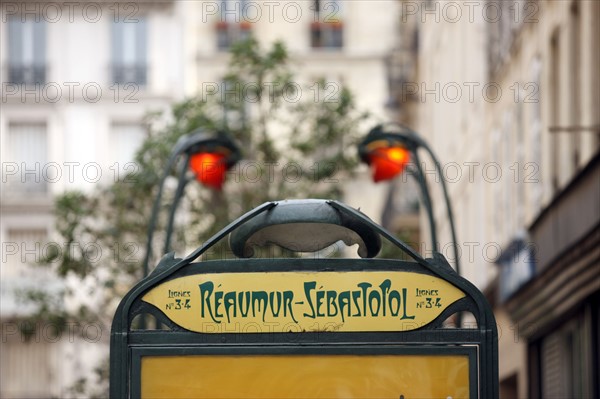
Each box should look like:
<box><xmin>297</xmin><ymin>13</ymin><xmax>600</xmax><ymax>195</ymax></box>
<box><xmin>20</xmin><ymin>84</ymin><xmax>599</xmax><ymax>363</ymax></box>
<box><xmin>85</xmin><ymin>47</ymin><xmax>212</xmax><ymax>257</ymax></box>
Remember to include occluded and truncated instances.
<box><xmin>7</xmin><ymin>64</ymin><xmax>46</xmax><ymax>85</ymax></box>
<box><xmin>112</xmin><ymin>64</ymin><xmax>147</xmax><ymax>86</ymax></box>
<box><xmin>2</xmin><ymin>172</ymin><xmax>48</xmax><ymax>196</ymax></box>
<box><xmin>310</xmin><ymin>21</ymin><xmax>343</xmax><ymax>49</ymax></box>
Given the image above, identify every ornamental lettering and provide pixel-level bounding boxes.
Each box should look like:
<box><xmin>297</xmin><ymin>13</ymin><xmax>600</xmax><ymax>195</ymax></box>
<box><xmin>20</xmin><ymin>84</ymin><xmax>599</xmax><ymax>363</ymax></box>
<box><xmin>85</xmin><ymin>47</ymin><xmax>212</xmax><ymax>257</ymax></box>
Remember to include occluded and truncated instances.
<box><xmin>198</xmin><ymin>279</ymin><xmax>416</xmax><ymax>324</ymax></box>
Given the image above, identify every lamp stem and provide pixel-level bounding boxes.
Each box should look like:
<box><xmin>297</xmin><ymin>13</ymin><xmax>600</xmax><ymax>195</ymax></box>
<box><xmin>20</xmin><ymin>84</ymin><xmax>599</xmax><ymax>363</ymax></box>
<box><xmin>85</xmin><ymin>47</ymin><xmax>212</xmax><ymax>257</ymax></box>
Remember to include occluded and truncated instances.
<box><xmin>411</xmin><ymin>150</ymin><xmax>438</xmax><ymax>253</ymax></box>
<box><xmin>141</xmin><ymin>151</ymin><xmax>180</xmax><ymax>279</ymax></box>
<box><xmin>139</xmin><ymin>149</ymin><xmax>182</xmax><ymax>330</ymax></box>
<box><xmin>163</xmin><ymin>155</ymin><xmax>191</xmax><ymax>254</ymax></box>
<box><xmin>408</xmin><ymin>131</ymin><xmax>462</xmax><ymax>327</ymax></box>
<box><xmin>416</xmin><ymin>140</ymin><xmax>461</xmax><ymax>277</ymax></box>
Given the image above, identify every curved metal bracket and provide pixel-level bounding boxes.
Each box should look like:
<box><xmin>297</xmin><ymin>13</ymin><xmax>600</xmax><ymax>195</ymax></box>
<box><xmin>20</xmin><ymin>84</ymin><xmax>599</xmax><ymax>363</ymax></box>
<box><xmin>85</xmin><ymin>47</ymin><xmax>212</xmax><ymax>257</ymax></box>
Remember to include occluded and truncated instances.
<box><xmin>229</xmin><ymin>199</ymin><xmax>382</xmax><ymax>258</ymax></box>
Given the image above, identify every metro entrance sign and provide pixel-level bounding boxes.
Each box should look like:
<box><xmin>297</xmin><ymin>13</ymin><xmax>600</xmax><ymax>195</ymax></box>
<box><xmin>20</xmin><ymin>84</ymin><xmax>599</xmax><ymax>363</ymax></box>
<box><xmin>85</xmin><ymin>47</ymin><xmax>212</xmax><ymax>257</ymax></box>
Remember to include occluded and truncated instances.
<box><xmin>110</xmin><ymin>200</ymin><xmax>499</xmax><ymax>398</ymax></box>
<box><xmin>142</xmin><ymin>271</ymin><xmax>466</xmax><ymax>333</ymax></box>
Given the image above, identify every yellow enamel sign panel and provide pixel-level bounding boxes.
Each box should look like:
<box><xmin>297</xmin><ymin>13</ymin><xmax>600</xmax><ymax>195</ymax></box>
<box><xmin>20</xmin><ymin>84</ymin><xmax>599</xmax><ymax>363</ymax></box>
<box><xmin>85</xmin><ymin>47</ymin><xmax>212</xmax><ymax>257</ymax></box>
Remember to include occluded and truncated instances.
<box><xmin>142</xmin><ymin>271</ymin><xmax>465</xmax><ymax>333</ymax></box>
<box><xmin>141</xmin><ymin>354</ymin><xmax>470</xmax><ymax>398</ymax></box>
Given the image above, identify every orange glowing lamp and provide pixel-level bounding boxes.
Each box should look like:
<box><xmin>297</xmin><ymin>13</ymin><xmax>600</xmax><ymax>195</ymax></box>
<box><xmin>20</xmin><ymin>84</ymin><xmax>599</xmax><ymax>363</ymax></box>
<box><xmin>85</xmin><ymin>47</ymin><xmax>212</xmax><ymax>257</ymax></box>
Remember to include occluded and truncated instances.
<box><xmin>367</xmin><ymin>146</ymin><xmax>411</xmax><ymax>182</ymax></box>
<box><xmin>179</xmin><ymin>132</ymin><xmax>240</xmax><ymax>191</ymax></box>
<box><xmin>189</xmin><ymin>152</ymin><xmax>228</xmax><ymax>190</ymax></box>
<box><xmin>358</xmin><ymin>125</ymin><xmax>415</xmax><ymax>183</ymax></box>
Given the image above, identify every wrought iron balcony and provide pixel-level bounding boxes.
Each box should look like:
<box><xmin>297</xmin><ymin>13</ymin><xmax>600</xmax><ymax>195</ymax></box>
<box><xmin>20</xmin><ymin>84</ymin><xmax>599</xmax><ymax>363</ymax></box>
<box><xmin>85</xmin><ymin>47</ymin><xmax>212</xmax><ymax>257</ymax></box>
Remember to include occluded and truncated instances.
<box><xmin>7</xmin><ymin>64</ymin><xmax>46</xmax><ymax>85</ymax></box>
<box><xmin>112</xmin><ymin>64</ymin><xmax>147</xmax><ymax>86</ymax></box>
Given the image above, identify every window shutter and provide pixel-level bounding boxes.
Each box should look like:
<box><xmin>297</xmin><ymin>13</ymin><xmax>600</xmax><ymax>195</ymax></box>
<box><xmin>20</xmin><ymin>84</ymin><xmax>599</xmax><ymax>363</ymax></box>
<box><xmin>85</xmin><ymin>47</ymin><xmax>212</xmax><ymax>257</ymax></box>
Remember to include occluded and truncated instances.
<box><xmin>8</xmin><ymin>18</ymin><xmax>23</xmax><ymax>65</ymax></box>
<box><xmin>541</xmin><ymin>332</ymin><xmax>565</xmax><ymax>398</ymax></box>
<box><xmin>111</xmin><ymin>21</ymin><xmax>124</xmax><ymax>66</ymax></box>
<box><xmin>135</xmin><ymin>18</ymin><xmax>147</xmax><ymax>67</ymax></box>
<box><xmin>32</xmin><ymin>20</ymin><xmax>46</xmax><ymax>67</ymax></box>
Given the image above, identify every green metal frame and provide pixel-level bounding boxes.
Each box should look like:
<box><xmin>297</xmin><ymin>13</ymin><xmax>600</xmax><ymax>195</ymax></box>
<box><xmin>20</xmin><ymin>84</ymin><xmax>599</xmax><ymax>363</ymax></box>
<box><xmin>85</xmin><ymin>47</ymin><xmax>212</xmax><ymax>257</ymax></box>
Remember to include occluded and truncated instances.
<box><xmin>110</xmin><ymin>200</ymin><xmax>498</xmax><ymax>398</ymax></box>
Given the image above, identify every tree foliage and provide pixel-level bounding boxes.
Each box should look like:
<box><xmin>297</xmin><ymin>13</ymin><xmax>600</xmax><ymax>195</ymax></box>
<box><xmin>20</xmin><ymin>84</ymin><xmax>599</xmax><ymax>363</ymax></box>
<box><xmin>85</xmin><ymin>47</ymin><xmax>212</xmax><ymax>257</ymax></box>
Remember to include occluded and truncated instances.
<box><xmin>19</xmin><ymin>38</ymin><xmax>370</xmax><ymax>397</ymax></box>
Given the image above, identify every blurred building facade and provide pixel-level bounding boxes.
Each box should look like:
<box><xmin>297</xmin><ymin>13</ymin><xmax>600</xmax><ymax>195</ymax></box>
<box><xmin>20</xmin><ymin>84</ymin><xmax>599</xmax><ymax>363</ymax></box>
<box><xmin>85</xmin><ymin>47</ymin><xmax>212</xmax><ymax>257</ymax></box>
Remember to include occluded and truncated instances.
<box><xmin>0</xmin><ymin>1</ymin><xmax>185</xmax><ymax>396</ymax></box>
<box><xmin>183</xmin><ymin>0</ymin><xmax>396</xmax><ymax>113</ymax></box>
<box><xmin>403</xmin><ymin>0</ymin><xmax>599</xmax><ymax>397</ymax></box>
<box><xmin>1</xmin><ymin>1</ymin><xmax>400</xmax><ymax>397</ymax></box>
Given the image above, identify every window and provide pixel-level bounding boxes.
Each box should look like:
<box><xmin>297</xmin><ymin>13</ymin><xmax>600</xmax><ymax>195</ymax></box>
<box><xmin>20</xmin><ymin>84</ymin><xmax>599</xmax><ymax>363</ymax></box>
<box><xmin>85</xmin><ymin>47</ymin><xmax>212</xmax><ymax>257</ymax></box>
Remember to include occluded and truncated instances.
<box><xmin>0</xmin><ymin>332</ymin><xmax>62</xmax><ymax>398</ymax></box>
<box><xmin>514</xmin><ymin>96</ymin><xmax>525</xmax><ymax>227</ymax></box>
<box><xmin>549</xmin><ymin>30</ymin><xmax>560</xmax><ymax>193</ymax></box>
<box><xmin>2</xmin><ymin>229</ymin><xmax>48</xmax><ymax>280</ymax></box>
<box><xmin>530</xmin><ymin>56</ymin><xmax>543</xmax><ymax>206</ymax></box>
<box><xmin>109</xmin><ymin>123</ymin><xmax>146</xmax><ymax>181</ymax></box>
<box><xmin>569</xmin><ymin>2</ymin><xmax>581</xmax><ymax>169</ymax></box>
<box><xmin>220</xmin><ymin>0</ymin><xmax>251</xmax><ymax>21</ymax></box>
<box><xmin>492</xmin><ymin>128</ymin><xmax>502</xmax><ymax>233</ymax></box>
<box><xmin>0</xmin><ymin>228</ymin><xmax>52</xmax><ymax>318</ymax></box>
<box><xmin>111</xmin><ymin>18</ymin><xmax>147</xmax><ymax>85</ymax></box>
<box><xmin>593</xmin><ymin>1</ymin><xmax>600</xmax><ymax>151</ymax></box>
<box><xmin>216</xmin><ymin>0</ymin><xmax>252</xmax><ymax>50</ymax></box>
<box><xmin>502</xmin><ymin>111</ymin><xmax>514</xmax><ymax>238</ymax></box>
<box><xmin>310</xmin><ymin>0</ymin><xmax>343</xmax><ymax>49</ymax></box>
<box><xmin>110</xmin><ymin>123</ymin><xmax>146</xmax><ymax>166</ymax></box>
<box><xmin>221</xmin><ymin>79</ymin><xmax>250</xmax><ymax>130</ymax></box>
<box><xmin>7</xmin><ymin>17</ymin><xmax>46</xmax><ymax>85</ymax></box>
<box><xmin>5</xmin><ymin>123</ymin><xmax>48</xmax><ymax>194</ymax></box>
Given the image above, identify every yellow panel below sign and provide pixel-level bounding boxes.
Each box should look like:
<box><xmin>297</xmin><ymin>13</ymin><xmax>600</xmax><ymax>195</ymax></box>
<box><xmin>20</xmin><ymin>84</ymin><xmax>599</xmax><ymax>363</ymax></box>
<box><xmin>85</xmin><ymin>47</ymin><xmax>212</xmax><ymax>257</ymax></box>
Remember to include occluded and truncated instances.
<box><xmin>141</xmin><ymin>355</ymin><xmax>469</xmax><ymax>399</ymax></box>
